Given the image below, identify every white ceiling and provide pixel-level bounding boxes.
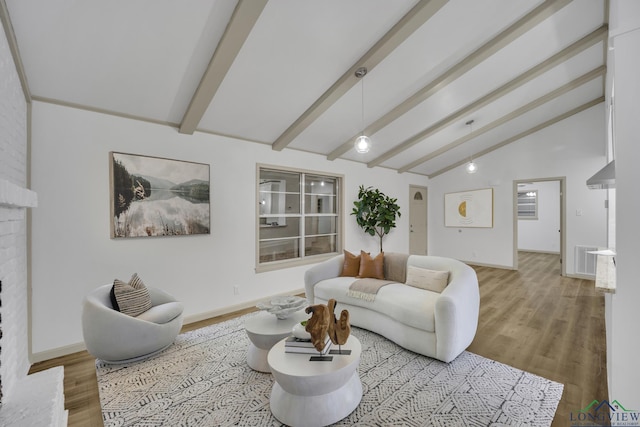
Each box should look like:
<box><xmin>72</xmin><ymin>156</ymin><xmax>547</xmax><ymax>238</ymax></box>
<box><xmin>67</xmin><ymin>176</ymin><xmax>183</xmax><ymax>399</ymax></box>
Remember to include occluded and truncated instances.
<box><xmin>4</xmin><ymin>0</ymin><xmax>607</xmax><ymax>176</ymax></box>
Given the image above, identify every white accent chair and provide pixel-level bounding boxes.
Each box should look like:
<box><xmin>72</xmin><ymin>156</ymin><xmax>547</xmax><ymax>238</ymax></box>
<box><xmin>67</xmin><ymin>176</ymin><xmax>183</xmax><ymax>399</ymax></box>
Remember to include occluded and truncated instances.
<box><xmin>82</xmin><ymin>284</ymin><xmax>184</xmax><ymax>363</ymax></box>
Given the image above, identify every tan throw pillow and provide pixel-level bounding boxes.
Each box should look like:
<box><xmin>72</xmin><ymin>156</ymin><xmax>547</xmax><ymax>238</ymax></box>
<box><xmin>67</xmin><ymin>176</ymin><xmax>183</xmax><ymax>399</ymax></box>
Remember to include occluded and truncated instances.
<box><xmin>111</xmin><ymin>273</ymin><xmax>152</xmax><ymax>317</ymax></box>
<box><xmin>405</xmin><ymin>266</ymin><xmax>449</xmax><ymax>293</ymax></box>
<box><xmin>383</xmin><ymin>252</ymin><xmax>409</xmax><ymax>283</ymax></box>
<box><xmin>357</xmin><ymin>251</ymin><xmax>385</xmax><ymax>279</ymax></box>
<box><xmin>340</xmin><ymin>250</ymin><xmax>361</xmax><ymax>277</ymax></box>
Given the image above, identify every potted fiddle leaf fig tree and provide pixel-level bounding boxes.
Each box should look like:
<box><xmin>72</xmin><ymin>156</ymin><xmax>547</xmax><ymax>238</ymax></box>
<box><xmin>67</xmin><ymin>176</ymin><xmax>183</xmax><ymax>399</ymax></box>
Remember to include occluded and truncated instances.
<box><xmin>351</xmin><ymin>185</ymin><xmax>401</xmax><ymax>253</ymax></box>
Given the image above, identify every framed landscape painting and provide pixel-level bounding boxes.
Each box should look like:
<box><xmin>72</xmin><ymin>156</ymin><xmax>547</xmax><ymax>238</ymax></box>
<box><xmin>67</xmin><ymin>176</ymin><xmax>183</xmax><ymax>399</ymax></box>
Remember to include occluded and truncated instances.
<box><xmin>444</xmin><ymin>188</ymin><xmax>493</xmax><ymax>228</ymax></box>
<box><xmin>110</xmin><ymin>152</ymin><xmax>210</xmax><ymax>238</ymax></box>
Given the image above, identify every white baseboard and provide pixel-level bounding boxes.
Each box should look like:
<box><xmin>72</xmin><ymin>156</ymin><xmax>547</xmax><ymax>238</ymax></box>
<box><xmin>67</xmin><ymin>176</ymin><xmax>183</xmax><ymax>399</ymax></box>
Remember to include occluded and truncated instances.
<box><xmin>518</xmin><ymin>249</ymin><xmax>561</xmax><ymax>255</ymax></box>
<box><xmin>31</xmin><ymin>342</ymin><xmax>87</xmax><ymax>364</ymax></box>
<box><xmin>463</xmin><ymin>260</ymin><xmax>517</xmax><ymax>270</ymax></box>
<box><xmin>30</xmin><ymin>288</ymin><xmax>307</xmax><ymax>364</ymax></box>
<box><xmin>182</xmin><ymin>288</ymin><xmax>306</xmax><ymax>325</ymax></box>
<box><xmin>565</xmin><ymin>273</ymin><xmax>596</xmax><ymax>281</ymax></box>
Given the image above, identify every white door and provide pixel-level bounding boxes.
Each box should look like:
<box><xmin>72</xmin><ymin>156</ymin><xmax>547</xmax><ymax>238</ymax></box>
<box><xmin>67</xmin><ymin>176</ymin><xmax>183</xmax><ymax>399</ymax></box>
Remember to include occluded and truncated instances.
<box><xmin>409</xmin><ymin>186</ymin><xmax>428</xmax><ymax>255</ymax></box>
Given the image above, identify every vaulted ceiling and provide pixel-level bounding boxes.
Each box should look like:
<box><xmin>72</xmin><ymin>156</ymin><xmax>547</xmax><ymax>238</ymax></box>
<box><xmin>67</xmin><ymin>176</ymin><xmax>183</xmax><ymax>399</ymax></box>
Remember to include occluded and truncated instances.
<box><xmin>3</xmin><ymin>0</ymin><xmax>607</xmax><ymax>177</ymax></box>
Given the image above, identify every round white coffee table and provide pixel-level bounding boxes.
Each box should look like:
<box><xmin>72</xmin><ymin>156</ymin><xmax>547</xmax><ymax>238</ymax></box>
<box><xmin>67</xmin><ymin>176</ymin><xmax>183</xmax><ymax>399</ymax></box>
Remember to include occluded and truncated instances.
<box><xmin>245</xmin><ymin>310</ymin><xmax>309</xmax><ymax>373</ymax></box>
<box><xmin>268</xmin><ymin>335</ymin><xmax>362</xmax><ymax>427</ymax></box>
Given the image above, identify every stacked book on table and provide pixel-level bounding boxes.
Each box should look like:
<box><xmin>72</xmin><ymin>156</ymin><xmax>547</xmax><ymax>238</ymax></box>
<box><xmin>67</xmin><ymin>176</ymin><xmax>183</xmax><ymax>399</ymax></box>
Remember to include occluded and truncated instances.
<box><xmin>284</xmin><ymin>335</ymin><xmax>332</xmax><ymax>355</ymax></box>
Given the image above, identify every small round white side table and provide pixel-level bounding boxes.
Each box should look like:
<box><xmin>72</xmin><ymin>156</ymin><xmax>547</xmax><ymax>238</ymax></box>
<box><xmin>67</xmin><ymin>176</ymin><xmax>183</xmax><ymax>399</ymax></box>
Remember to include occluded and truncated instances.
<box><xmin>268</xmin><ymin>335</ymin><xmax>362</xmax><ymax>427</ymax></box>
<box><xmin>244</xmin><ymin>310</ymin><xmax>309</xmax><ymax>373</ymax></box>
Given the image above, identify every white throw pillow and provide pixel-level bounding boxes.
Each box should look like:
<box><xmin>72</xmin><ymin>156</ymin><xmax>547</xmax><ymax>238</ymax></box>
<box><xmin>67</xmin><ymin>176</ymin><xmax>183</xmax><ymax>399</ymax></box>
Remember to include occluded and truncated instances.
<box><xmin>405</xmin><ymin>266</ymin><xmax>449</xmax><ymax>293</ymax></box>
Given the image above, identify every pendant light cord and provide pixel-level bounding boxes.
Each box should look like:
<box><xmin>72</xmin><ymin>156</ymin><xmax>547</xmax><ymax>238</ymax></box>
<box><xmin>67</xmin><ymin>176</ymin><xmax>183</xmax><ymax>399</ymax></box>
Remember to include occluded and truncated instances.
<box><xmin>361</xmin><ymin>77</ymin><xmax>365</xmax><ymax>134</ymax></box>
<box><xmin>469</xmin><ymin>121</ymin><xmax>473</xmax><ymax>161</ymax></box>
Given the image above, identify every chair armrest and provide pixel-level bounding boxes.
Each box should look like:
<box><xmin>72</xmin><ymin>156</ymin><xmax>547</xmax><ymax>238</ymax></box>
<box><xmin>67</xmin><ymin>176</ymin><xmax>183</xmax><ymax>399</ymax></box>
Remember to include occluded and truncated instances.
<box><xmin>434</xmin><ymin>264</ymin><xmax>480</xmax><ymax>362</ymax></box>
<box><xmin>148</xmin><ymin>287</ymin><xmax>179</xmax><ymax>306</ymax></box>
<box><xmin>304</xmin><ymin>255</ymin><xmax>344</xmax><ymax>304</ymax></box>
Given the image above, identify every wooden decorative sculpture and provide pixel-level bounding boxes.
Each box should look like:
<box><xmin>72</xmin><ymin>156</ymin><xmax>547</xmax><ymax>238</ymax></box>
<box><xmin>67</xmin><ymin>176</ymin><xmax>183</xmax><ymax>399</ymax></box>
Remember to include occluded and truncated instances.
<box><xmin>305</xmin><ymin>303</ymin><xmax>332</xmax><ymax>352</ymax></box>
<box><xmin>305</xmin><ymin>299</ymin><xmax>351</xmax><ymax>353</ymax></box>
<box><xmin>328</xmin><ymin>299</ymin><xmax>351</xmax><ymax>354</ymax></box>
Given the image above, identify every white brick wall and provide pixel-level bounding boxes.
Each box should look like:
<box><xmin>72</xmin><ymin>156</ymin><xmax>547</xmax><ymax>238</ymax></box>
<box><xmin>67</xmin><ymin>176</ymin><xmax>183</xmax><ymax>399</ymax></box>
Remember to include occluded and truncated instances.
<box><xmin>0</xmin><ymin>207</ymin><xmax>29</xmax><ymax>399</ymax></box>
<box><xmin>0</xmin><ymin>15</ymin><xmax>30</xmax><ymax>403</ymax></box>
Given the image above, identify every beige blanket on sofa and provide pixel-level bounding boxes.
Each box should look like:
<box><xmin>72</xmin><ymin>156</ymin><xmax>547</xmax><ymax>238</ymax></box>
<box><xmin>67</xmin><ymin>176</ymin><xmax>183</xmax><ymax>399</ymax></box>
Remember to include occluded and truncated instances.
<box><xmin>347</xmin><ymin>252</ymin><xmax>409</xmax><ymax>301</ymax></box>
<box><xmin>347</xmin><ymin>278</ymin><xmax>395</xmax><ymax>301</ymax></box>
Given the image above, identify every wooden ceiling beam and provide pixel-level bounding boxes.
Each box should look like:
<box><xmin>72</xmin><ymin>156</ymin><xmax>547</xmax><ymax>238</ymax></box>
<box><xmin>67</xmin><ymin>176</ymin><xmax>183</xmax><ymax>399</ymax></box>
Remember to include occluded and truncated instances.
<box><xmin>328</xmin><ymin>0</ymin><xmax>573</xmax><ymax>161</ymax></box>
<box><xmin>398</xmin><ymin>65</ymin><xmax>606</xmax><ymax>173</ymax></box>
<box><xmin>271</xmin><ymin>0</ymin><xmax>449</xmax><ymax>151</ymax></box>
<box><xmin>371</xmin><ymin>25</ymin><xmax>607</xmax><ymax>169</ymax></box>
<box><xmin>426</xmin><ymin>96</ymin><xmax>605</xmax><ymax>178</ymax></box>
<box><xmin>179</xmin><ymin>0</ymin><xmax>268</xmax><ymax>135</ymax></box>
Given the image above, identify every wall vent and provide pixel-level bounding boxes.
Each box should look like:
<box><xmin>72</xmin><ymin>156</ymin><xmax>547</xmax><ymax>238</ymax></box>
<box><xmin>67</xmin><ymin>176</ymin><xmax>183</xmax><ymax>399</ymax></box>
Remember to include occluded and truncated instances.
<box><xmin>574</xmin><ymin>246</ymin><xmax>598</xmax><ymax>276</ymax></box>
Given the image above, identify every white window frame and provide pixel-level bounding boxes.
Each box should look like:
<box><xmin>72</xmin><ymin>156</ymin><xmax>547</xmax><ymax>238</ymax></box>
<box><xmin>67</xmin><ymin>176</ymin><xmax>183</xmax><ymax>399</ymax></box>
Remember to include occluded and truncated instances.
<box><xmin>256</xmin><ymin>164</ymin><xmax>344</xmax><ymax>272</ymax></box>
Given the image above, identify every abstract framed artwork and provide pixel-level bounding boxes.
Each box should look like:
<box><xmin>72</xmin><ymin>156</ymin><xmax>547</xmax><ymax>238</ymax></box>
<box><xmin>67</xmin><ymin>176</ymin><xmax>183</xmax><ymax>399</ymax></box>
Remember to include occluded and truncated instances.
<box><xmin>110</xmin><ymin>152</ymin><xmax>210</xmax><ymax>238</ymax></box>
<box><xmin>444</xmin><ymin>188</ymin><xmax>493</xmax><ymax>228</ymax></box>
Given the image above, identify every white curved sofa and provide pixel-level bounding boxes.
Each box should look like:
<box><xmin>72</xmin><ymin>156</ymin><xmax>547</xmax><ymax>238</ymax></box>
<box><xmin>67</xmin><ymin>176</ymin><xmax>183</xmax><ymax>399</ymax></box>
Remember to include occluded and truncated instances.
<box><xmin>304</xmin><ymin>253</ymin><xmax>479</xmax><ymax>362</ymax></box>
<box><xmin>82</xmin><ymin>284</ymin><xmax>184</xmax><ymax>363</ymax></box>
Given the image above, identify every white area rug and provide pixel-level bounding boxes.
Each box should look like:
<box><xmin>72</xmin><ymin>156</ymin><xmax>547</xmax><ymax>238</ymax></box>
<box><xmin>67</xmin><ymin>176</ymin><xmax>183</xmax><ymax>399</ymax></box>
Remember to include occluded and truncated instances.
<box><xmin>97</xmin><ymin>313</ymin><xmax>563</xmax><ymax>426</ymax></box>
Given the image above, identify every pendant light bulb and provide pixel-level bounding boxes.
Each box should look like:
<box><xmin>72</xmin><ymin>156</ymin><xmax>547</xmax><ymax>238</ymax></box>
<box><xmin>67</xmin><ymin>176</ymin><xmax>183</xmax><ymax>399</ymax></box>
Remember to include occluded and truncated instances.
<box><xmin>466</xmin><ymin>161</ymin><xmax>478</xmax><ymax>174</ymax></box>
<box><xmin>355</xmin><ymin>135</ymin><xmax>371</xmax><ymax>154</ymax></box>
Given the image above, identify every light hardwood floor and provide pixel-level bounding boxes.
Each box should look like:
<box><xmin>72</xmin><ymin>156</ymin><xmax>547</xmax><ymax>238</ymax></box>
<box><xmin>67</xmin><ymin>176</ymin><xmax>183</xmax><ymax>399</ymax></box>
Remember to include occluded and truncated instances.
<box><xmin>30</xmin><ymin>252</ymin><xmax>607</xmax><ymax>426</ymax></box>
<box><xmin>467</xmin><ymin>252</ymin><xmax>608</xmax><ymax>426</ymax></box>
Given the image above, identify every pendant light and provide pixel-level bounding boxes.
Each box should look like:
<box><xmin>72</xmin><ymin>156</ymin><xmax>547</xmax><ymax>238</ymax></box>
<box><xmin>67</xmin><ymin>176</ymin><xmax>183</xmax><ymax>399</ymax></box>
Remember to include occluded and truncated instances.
<box><xmin>466</xmin><ymin>161</ymin><xmax>478</xmax><ymax>174</ymax></box>
<box><xmin>465</xmin><ymin>119</ymin><xmax>477</xmax><ymax>174</ymax></box>
<box><xmin>354</xmin><ymin>67</ymin><xmax>371</xmax><ymax>154</ymax></box>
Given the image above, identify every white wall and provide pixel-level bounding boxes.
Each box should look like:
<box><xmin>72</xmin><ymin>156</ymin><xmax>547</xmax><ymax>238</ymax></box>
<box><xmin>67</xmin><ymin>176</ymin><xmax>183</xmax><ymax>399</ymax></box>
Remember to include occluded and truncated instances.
<box><xmin>428</xmin><ymin>104</ymin><xmax>608</xmax><ymax>274</ymax></box>
<box><xmin>517</xmin><ymin>181</ymin><xmax>560</xmax><ymax>253</ymax></box>
<box><xmin>29</xmin><ymin>101</ymin><xmax>427</xmax><ymax>358</ymax></box>
<box><xmin>607</xmin><ymin>0</ymin><xmax>640</xmax><ymax>409</ymax></box>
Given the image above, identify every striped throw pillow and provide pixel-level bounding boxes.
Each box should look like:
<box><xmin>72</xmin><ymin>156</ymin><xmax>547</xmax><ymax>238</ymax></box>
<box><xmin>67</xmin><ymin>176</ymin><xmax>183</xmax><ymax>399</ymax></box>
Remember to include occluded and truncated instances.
<box><xmin>110</xmin><ymin>273</ymin><xmax>152</xmax><ymax>317</ymax></box>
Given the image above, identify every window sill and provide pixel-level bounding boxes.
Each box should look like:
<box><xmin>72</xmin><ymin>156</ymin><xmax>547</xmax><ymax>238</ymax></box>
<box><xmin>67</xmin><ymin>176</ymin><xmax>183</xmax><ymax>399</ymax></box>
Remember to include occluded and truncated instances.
<box><xmin>255</xmin><ymin>253</ymin><xmax>338</xmax><ymax>273</ymax></box>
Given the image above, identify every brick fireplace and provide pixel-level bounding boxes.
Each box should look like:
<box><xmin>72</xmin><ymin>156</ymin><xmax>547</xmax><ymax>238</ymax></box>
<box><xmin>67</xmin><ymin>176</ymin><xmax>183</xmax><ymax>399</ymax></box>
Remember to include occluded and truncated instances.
<box><xmin>0</xmin><ymin>175</ymin><xmax>67</xmax><ymax>426</ymax></box>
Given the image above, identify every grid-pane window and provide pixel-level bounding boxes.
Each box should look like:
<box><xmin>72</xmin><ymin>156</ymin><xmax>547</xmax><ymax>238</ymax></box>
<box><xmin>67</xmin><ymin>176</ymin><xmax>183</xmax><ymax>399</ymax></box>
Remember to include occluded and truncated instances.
<box><xmin>258</xmin><ymin>167</ymin><xmax>341</xmax><ymax>267</ymax></box>
<box><xmin>517</xmin><ymin>190</ymin><xmax>538</xmax><ymax>219</ymax></box>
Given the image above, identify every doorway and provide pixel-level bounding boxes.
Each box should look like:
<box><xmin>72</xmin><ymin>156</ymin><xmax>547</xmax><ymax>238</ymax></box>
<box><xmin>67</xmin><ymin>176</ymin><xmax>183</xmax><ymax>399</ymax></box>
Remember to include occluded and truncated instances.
<box><xmin>409</xmin><ymin>185</ymin><xmax>428</xmax><ymax>255</ymax></box>
<box><xmin>513</xmin><ymin>177</ymin><xmax>566</xmax><ymax>275</ymax></box>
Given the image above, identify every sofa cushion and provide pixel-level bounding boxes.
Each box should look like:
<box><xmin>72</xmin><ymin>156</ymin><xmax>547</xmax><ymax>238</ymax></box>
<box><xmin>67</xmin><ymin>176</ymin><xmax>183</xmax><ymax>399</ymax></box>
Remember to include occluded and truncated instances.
<box><xmin>340</xmin><ymin>250</ymin><xmax>361</xmax><ymax>277</ymax></box>
<box><xmin>314</xmin><ymin>278</ymin><xmax>438</xmax><ymax>333</ymax></box>
<box><xmin>383</xmin><ymin>252</ymin><xmax>409</xmax><ymax>283</ymax></box>
<box><xmin>357</xmin><ymin>251</ymin><xmax>384</xmax><ymax>279</ymax></box>
<box><xmin>405</xmin><ymin>266</ymin><xmax>449</xmax><ymax>293</ymax></box>
<box><xmin>111</xmin><ymin>273</ymin><xmax>152</xmax><ymax>317</ymax></box>
<box><xmin>136</xmin><ymin>302</ymin><xmax>184</xmax><ymax>324</ymax></box>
